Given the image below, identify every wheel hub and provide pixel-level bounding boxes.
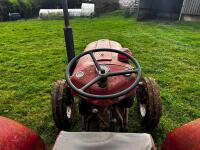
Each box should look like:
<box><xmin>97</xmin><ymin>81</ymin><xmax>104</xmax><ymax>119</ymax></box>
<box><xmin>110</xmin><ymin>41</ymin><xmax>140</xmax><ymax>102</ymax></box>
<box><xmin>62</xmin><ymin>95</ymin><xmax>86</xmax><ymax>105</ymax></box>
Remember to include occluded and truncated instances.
<box><xmin>140</xmin><ymin>104</ymin><xmax>146</xmax><ymax>117</ymax></box>
<box><xmin>66</xmin><ymin>106</ymin><xmax>72</xmax><ymax>118</ymax></box>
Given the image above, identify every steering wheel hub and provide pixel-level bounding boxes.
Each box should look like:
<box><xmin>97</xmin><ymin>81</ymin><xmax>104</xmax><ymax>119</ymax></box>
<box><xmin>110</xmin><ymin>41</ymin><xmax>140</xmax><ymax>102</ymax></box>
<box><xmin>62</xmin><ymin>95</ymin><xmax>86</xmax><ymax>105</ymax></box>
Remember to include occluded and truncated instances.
<box><xmin>98</xmin><ymin>65</ymin><xmax>110</xmax><ymax>75</ymax></box>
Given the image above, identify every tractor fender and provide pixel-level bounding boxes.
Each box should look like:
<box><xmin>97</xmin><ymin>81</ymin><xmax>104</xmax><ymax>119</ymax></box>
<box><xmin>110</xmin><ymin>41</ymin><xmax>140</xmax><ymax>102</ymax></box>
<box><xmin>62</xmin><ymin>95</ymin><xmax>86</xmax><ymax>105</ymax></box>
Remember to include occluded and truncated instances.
<box><xmin>162</xmin><ymin>118</ymin><xmax>200</xmax><ymax>150</ymax></box>
<box><xmin>0</xmin><ymin>116</ymin><xmax>45</xmax><ymax>150</ymax></box>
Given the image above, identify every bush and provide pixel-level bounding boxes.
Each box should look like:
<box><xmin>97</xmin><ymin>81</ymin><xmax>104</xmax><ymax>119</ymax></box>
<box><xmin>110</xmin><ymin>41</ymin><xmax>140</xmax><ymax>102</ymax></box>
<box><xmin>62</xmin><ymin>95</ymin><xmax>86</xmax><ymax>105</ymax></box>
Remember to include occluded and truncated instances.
<box><xmin>0</xmin><ymin>0</ymin><xmax>38</xmax><ymax>21</ymax></box>
<box><xmin>94</xmin><ymin>0</ymin><xmax>119</xmax><ymax>16</ymax></box>
<box><xmin>0</xmin><ymin>0</ymin><xmax>11</xmax><ymax>21</ymax></box>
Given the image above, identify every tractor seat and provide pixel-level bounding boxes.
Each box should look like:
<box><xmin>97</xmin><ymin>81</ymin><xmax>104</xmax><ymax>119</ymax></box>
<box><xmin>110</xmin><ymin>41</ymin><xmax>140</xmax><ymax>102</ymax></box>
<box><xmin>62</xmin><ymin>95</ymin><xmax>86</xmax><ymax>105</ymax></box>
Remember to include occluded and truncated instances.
<box><xmin>53</xmin><ymin>131</ymin><xmax>156</xmax><ymax>150</ymax></box>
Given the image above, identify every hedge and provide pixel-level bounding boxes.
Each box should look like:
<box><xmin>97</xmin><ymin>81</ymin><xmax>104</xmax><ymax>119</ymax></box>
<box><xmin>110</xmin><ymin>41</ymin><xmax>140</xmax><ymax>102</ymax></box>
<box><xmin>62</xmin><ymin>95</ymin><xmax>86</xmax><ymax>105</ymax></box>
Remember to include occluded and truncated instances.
<box><xmin>0</xmin><ymin>0</ymin><xmax>38</xmax><ymax>21</ymax></box>
<box><xmin>0</xmin><ymin>0</ymin><xmax>120</xmax><ymax>21</ymax></box>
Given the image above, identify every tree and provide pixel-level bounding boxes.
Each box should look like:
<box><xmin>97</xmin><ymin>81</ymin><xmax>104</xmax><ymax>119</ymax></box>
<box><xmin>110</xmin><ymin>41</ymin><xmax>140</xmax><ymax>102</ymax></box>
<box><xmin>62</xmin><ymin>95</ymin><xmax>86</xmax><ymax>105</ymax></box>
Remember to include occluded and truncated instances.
<box><xmin>0</xmin><ymin>0</ymin><xmax>12</xmax><ymax>21</ymax></box>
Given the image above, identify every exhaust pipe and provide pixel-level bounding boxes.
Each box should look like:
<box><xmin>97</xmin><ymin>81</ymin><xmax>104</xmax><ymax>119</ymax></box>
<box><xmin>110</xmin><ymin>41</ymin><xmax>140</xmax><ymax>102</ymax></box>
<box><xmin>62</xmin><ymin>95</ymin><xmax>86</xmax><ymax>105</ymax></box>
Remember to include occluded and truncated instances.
<box><xmin>63</xmin><ymin>0</ymin><xmax>75</xmax><ymax>62</ymax></box>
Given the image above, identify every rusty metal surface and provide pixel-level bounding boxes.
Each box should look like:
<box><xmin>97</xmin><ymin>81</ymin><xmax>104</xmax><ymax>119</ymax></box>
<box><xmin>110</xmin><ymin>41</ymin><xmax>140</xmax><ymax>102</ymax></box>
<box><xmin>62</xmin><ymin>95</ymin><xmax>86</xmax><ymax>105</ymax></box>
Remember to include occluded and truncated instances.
<box><xmin>0</xmin><ymin>116</ymin><xmax>45</xmax><ymax>150</ymax></box>
<box><xmin>77</xmin><ymin>39</ymin><xmax>127</xmax><ymax>67</ymax></box>
<box><xmin>70</xmin><ymin>39</ymin><xmax>136</xmax><ymax>106</ymax></box>
<box><xmin>163</xmin><ymin>118</ymin><xmax>200</xmax><ymax>150</ymax></box>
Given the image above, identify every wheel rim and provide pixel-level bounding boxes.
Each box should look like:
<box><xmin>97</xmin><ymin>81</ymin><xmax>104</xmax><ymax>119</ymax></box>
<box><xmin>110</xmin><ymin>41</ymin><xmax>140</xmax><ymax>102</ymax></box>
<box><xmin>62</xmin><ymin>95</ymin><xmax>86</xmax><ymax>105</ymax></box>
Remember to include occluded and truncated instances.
<box><xmin>140</xmin><ymin>104</ymin><xmax>146</xmax><ymax>117</ymax></box>
<box><xmin>66</xmin><ymin>106</ymin><xmax>72</xmax><ymax>119</ymax></box>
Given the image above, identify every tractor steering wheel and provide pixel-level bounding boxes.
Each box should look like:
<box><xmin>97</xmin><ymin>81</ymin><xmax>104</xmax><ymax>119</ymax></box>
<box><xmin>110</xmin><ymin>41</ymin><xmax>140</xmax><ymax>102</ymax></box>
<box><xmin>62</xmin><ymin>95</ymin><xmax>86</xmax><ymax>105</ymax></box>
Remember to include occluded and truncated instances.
<box><xmin>66</xmin><ymin>48</ymin><xmax>142</xmax><ymax>99</ymax></box>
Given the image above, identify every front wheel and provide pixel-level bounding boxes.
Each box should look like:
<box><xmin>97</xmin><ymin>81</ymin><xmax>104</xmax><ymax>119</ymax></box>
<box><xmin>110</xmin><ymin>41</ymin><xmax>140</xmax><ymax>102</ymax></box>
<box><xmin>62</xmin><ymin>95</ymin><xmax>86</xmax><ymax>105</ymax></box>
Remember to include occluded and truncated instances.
<box><xmin>136</xmin><ymin>77</ymin><xmax>162</xmax><ymax>131</ymax></box>
<box><xmin>51</xmin><ymin>80</ymin><xmax>75</xmax><ymax>130</ymax></box>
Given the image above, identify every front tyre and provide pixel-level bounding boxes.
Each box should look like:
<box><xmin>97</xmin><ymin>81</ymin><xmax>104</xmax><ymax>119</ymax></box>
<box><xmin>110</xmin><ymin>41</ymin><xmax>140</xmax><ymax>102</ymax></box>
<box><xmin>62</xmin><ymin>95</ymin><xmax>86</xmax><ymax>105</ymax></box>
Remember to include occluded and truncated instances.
<box><xmin>136</xmin><ymin>77</ymin><xmax>162</xmax><ymax>131</ymax></box>
<box><xmin>51</xmin><ymin>80</ymin><xmax>75</xmax><ymax>130</ymax></box>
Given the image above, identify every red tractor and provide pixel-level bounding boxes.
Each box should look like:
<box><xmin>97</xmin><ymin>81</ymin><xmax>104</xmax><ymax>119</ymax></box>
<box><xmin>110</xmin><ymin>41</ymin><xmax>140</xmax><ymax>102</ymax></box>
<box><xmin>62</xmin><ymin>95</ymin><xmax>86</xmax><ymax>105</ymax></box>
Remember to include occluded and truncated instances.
<box><xmin>51</xmin><ymin>0</ymin><xmax>162</xmax><ymax>132</ymax></box>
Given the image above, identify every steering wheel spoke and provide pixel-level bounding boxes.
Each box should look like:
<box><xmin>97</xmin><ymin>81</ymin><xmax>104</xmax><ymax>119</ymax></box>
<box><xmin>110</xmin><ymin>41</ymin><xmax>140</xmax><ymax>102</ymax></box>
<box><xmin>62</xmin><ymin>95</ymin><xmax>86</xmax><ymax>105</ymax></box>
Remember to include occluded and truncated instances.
<box><xmin>81</xmin><ymin>75</ymin><xmax>102</xmax><ymax>91</ymax></box>
<box><xmin>66</xmin><ymin>48</ymin><xmax>142</xmax><ymax>99</ymax></box>
<box><xmin>89</xmin><ymin>51</ymin><xmax>103</xmax><ymax>73</ymax></box>
<box><xmin>107</xmin><ymin>69</ymin><xmax>139</xmax><ymax>77</ymax></box>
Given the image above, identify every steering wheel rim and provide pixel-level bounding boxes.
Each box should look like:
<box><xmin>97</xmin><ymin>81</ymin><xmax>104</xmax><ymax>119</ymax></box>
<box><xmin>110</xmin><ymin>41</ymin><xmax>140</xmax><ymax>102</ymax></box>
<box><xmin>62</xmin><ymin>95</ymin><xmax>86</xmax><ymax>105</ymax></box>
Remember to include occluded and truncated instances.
<box><xmin>66</xmin><ymin>48</ymin><xmax>142</xmax><ymax>99</ymax></box>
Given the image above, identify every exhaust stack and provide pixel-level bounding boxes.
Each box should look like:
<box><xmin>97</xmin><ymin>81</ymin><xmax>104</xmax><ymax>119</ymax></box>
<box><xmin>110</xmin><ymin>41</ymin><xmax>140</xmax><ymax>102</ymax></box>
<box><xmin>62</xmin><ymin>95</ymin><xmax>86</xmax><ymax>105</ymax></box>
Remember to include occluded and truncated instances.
<box><xmin>63</xmin><ymin>0</ymin><xmax>75</xmax><ymax>62</ymax></box>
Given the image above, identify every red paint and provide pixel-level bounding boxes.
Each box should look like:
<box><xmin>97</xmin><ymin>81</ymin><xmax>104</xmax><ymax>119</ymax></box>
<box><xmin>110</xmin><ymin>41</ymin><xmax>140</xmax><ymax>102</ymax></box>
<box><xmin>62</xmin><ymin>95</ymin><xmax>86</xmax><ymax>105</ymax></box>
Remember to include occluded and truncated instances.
<box><xmin>0</xmin><ymin>116</ymin><xmax>45</xmax><ymax>150</ymax></box>
<box><xmin>71</xmin><ymin>40</ymin><xmax>137</xmax><ymax>106</ymax></box>
<box><xmin>162</xmin><ymin>118</ymin><xmax>200</xmax><ymax>150</ymax></box>
<box><xmin>118</xmin><ymin>48</ymin><xmax>133</xmax><ymax>62</ymax></box>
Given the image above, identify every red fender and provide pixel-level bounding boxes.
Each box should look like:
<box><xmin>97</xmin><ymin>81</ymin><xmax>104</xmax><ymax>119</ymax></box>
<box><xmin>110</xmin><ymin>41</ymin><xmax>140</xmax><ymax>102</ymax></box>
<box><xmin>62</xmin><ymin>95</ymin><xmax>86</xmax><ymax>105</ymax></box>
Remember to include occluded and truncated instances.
<box><xmin>0</xmin><ymin>116</ymin><xmax>45</xmax><ymax>150</ymax></box>
<box><xmin>162</xmin><ymin>118</ymin><xmax>200</xmax><ymax>150</ymax></box>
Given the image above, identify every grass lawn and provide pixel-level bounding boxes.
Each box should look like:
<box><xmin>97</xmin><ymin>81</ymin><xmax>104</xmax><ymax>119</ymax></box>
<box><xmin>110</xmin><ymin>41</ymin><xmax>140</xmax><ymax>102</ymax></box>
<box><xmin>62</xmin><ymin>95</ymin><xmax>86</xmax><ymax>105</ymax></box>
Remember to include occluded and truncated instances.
<box><xmin>0</xmin><ymin>11</ymin><xmax>200</xmax><ymax>149</ymax></box>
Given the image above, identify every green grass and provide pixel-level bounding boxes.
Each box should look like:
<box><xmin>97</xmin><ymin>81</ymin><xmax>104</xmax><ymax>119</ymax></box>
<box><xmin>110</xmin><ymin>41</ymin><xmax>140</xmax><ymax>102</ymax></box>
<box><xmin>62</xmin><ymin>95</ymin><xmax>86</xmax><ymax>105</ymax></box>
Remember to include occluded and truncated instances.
<box><xmin>0</xmin><ymin>11</ymin><xmax>200</xmax><ymax>149</ymax></box>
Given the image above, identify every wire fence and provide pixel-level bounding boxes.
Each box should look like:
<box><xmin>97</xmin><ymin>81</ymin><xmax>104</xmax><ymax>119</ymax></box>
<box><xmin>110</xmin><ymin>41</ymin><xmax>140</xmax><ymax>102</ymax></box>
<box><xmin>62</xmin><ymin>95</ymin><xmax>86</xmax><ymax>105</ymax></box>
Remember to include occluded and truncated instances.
<box><xmin>182</xmin><ymin>0</ymin><xmax>200</xmax><ymax>15</ymax></box>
